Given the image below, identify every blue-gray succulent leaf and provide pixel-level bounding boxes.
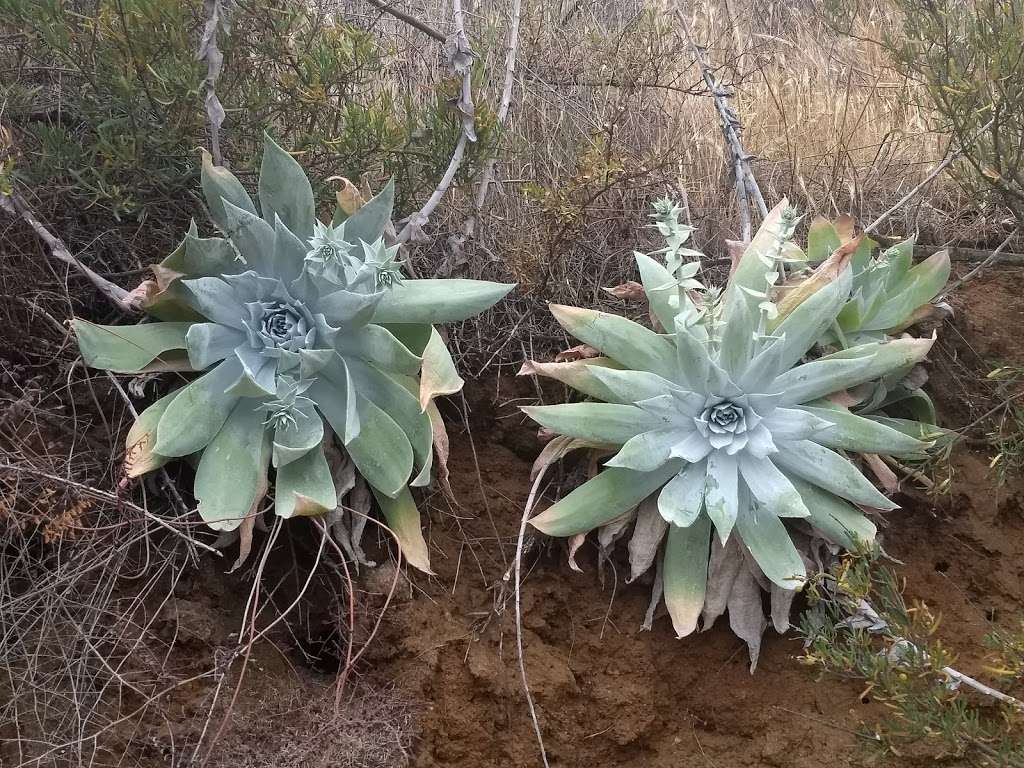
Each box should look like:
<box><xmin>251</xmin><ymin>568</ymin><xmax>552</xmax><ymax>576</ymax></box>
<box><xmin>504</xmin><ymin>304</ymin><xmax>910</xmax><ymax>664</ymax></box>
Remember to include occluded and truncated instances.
<box><xmin>341</xmin><ymin>178</ymin><xmax>395</xmax><ymax>245</ymax></box>
<box><xmin>222</xmin><ymin>198</ymin><xmax>275</xmax><ymax>276</ymax></box>
<box><xmin>185</xmin><ymin>322</ymin><xmax>246</xmax><ymax>370</ymax></box>
<box><xmin>272</xmin><ymin>214</ymin><xmax>309</xmax><ymax>286</ymax></box>
<box><xmin>180</xmin><ymin>276</ymin><xmax>248</xmax><ymax>328</ymax></box>
<box><xmin>259</xmin><ymin>133</ymin><xmax>315</xmax><ymax>238</ymax></box>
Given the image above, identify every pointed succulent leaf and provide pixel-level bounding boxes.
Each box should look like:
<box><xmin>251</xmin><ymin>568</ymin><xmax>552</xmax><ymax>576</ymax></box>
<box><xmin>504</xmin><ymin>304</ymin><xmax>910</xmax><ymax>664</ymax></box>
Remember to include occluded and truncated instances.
<box><xmin>774</xmin><ymin>439</ymin><xmax>898</xmax><ymax>510</ymax></box>
<box><xmin>727</xmin><ymin>199</ymin><xmax>791</xmax><ymax>304</ymax></box>
<box><xmin>335</xmin><ymin>324</ymin><xmax>422</xmax><ymax>376</ymax></box>
<box><xmin>773</xmin><ymin>336</ymin><xmax>934</xmax><ymax>405</ymax></box>
<box><xmin>342</xmin><ymin>178</ymin><xmax>395</xmax><ymax>244</ymax></box>
<box><xmin>663</xmin><ymin>513</ymin><xmax>712</xmax><ymax>637</ymax></box>
<box><xmin>738</xmin><ymin>455</ymin><xmax>809</xmax><ymax>518</ymax></box>
<box><xmin>343</xmin><ymin>393</ymin><xmax>414</xmax><ymax>498</ymax></box>
<box><xmin>787</xmin><ymin>476</ymin><xmax>876</xmax><ymax>549</ymax></box>
<box><xmin>550</xmin><ymin>304</ymin><xmax>676</xmax><ymax>379</ymax></box>
<box><xmin>517</xmin><ymin>357</ymin><xmax>624</xmax><ymax>402</ymax></box>
<box><xmin>346</xmin><ymin>359</ymin><xmax>433</xmax><ymax>486</ymax></box>
<box><xmin>605</xmin><ymin>429</ymin><xmax>681</xmax><ymax>472</ymax></box>
<box><xmin>864</xmin><ymin>250</ymin><xmax>951</xmax><ymax>331</ymax></box>
<box><xmin>201</xmin><ymin>149</ymin><xmax>256</xmax><ymax>233</ymax></box>
<box><xmin>764</xmin><ymin>264</ymin><xmax>852</xmax><ymax>373</ymax></box>
<box><xmin>73</xmin><ymin>320</ymin><xmax>193</xmax><ymax>373</ymax></box>
<box><xmin>529</xmin><ymin>461</ymin><xmax>683</xmax><ymax>537</ymax></box>
<box><xmin>419</xmin><ymin>327</ymin><xmax>463</xmax><ymax>409</ymax></box>
<box><xmin>371</xmin><ymin>279</ymin><xmax>515</xmax><ymax>324</ymax></box>
<box><xmin>371</xmin><ymin>485</ymin><xmax>435</xmax><ymax>574</ymax></box>
<box><xmin>275</xmin><ymin>445</ymin><xmax>336</xmax><ymax>519</ymax></box>
<box><xmin>162</xmin><ymin>229</ymin><xmax>241</xmax><ymax>279</ymax></box>
<box><xmin>259</xmin><ymin>134</ymin><xmax>315</xmax><ymax>237</ymax></box>
<box><xmin>705</xmin><ymin>450</ymin><xmax>739</xmax><ymax>543</ymax></box>
<box><xmin>180</xmin><ymin>275</ymin><xmax>247</xmax><ymax>327</ymax></box>
<box><xmin>272</xmin><ymin>215</ymin><xmax>309</xmax><ymax>285</ymax></box>
<box><xmin>806</xmin><ymin>217</ymin><xmax>840</xmax><ymax>262</ymax></box>
<box><xmin>586</xmin><ymin>366</ymin><xmax>684</xmax><ymax>404</ymax></box>
<box><xmin>797</xmin><ymin>404</ymin><xmax>930</xmax><ymax>455</ymax></box>
<box><xmin>222</xmin><ymin>199</ymin><xmax>276</xmax><ymax>276</ymax></box>
<box><xmin>735</xmin><ymin>505</ymin><xmax>807</xmax><ymax>589</ymax></box>
<box><xmin>154</xmin><ymin>358</ymin><xmax>242</xmax><ymax>457</ymax></box>
<box><xmin>309</xmin><ymin>372</ymin><xmax>360</xmax><ymax>445</ymax></box>
<box><xmin>634</xmin><ymin>251</ymin><xmax>681</xmax><ymax>330</ymax></box>
<box><xmin>521</xmin><ymin>403</ymin><xmax>661</xmax><ymax>446</ymax></box>
<box><xmin>194</xmin><ymin>399</ymin><xmax>271</xmax><ymax>531</ymax></box>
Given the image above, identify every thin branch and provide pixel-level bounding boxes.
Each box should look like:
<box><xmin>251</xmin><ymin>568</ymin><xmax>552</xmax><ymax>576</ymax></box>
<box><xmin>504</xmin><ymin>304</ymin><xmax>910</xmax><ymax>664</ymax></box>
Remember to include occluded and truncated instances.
<box><xmin>946</xmin><ymin>227</ymin><xmax>1019</xmax><ymax>292</ymax></box>
<box><xmin>0</xmin><ymin>193</ymin><xmax>140</xmax><ymax>314</ymax></box>
<box><xmin>675</xmin><ymin>10</ymin><xmax>767</xmax><ymax>241</ymax></box>
<box><xmin>364</xmin><ymin>0</ymin><xmax>446</xmax><ymax>43</ymax></box>
<box><xmin>396</xmin><ymin>0</ymin><xmax>476</xmax><ymax>244</ymax></box>
<box><xmin>464</xmin><ymin>0</ymin><xmax>523</xmax><ymax>239</ymax></box>
<box><xmin>864</xmin><ymin>118</ymin><xmax>996</xmax><ymax>235</ymax></box>
<box><xmin>0</xmin><ymin>463</ymin><xmax>221</xmax><ymax>556</ymax></box>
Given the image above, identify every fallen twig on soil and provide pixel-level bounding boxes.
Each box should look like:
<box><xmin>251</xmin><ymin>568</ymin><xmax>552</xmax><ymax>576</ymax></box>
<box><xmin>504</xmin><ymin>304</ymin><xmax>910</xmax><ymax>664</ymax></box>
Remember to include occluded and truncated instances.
<box><xmin>0</xmin><ymin>193</ymin><xmax>140</xmax><ymax>313</ymax></box>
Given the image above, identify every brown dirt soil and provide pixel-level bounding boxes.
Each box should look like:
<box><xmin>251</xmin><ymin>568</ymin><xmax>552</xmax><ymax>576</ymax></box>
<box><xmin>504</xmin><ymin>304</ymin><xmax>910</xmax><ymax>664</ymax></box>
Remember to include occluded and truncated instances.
<box><xmin>12</xmin><ymin>268</ymin><xmax>1024</xmax><ymax>768</ymax></box>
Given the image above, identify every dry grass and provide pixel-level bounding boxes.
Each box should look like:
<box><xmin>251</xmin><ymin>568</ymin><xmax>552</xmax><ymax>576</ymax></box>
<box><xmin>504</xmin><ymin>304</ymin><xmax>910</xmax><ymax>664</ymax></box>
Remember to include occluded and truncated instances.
<box><xmin>325</xmin><ymin>0</ymin><xmax>1017</xmax><ymax>368</ymax></box>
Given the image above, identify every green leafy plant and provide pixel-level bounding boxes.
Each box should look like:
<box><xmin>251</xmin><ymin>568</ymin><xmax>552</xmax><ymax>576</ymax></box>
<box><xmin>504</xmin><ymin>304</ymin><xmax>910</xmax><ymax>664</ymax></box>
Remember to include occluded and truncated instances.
<box><xmin>784</xmin><ymin>216</ymin><xmax>951</xmax><ymax>425</ymax></box>
<box><xmin>73</xmin><ymin>135</ymin><xmax>513</xmax><ymax>572</ymax></box>
<box><xmin>520</xmin><ymin>201</ymin><xmax>939</xmax><ymax>666</ymax></box>
<box><xmin>802</xmin><ymin>549</ymin><xmax>1024</xmax><ymax>764</ymax></box>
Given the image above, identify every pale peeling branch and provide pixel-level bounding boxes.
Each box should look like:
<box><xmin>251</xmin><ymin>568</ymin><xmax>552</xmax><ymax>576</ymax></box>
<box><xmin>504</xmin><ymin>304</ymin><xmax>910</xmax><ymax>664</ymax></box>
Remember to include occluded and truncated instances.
<box><xmin>464</xmin><ymin>0</ymin><xmax>523</xmax><ymax>240</ymax></box>
<box><xmin>675</xmin><ymin>9</ymin><xmax>766</xmax><ymax>242</ymax></box>
<box><xmin>198</xmin><ymin>0</ymin><xmax>228</xmax><ymax>165</ymax></box>
<box><xmin>397</xmin><ymin>0</ymin><xmax>477</xmax><ymax>244</ymax></box>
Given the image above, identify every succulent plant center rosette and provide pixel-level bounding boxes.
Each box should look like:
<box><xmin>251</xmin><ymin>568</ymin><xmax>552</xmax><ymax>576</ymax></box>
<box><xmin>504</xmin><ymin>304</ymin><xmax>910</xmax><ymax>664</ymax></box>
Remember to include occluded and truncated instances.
<box><xmin>520</xmin><ymin>201</ymin><xmax>942</xmax><ymax>667</ymax></box>
<box><xmin>73</xmin><ymin>135</ymin><xmax>513</xmax><ymax>572</ymax></box>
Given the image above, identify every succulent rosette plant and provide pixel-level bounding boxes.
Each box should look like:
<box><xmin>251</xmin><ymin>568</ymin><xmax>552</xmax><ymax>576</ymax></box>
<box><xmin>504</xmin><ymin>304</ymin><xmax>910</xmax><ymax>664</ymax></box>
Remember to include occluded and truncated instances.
<box><xmin>520</xmin><ymin>201</ymin><xmax>939</xmax><ymax>666</ymax></box>
<box><xmin>73</xmin><ymin>135</ymin><xmax>513</xmax><ymax>572</ymax></box>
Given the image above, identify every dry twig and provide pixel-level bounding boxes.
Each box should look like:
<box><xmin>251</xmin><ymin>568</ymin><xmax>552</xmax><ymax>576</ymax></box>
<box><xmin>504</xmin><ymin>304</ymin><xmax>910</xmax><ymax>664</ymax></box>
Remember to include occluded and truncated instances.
<box><xmin>0</xmin><ymin>193</ymin><xmax>139</xmax><ymax>313</ymax></box>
